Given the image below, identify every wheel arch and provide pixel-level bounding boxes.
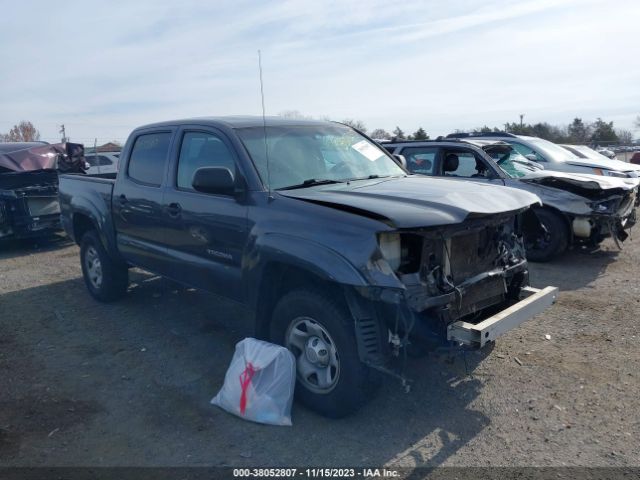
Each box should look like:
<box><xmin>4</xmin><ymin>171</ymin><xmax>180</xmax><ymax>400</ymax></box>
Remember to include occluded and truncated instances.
<box><xmin>252</xmin><ymin>261</ymin><xmax>348</xmax><ymax>339</ymax></box>
<box><xmin>252</xmin><ymin>260</ymin><xmax>389</xmax><ymax>367</ymax></box>
<box><xmin>68</xmin><ymin>197</ymin><xmax>120</xmax><ymax>259</ymax></box>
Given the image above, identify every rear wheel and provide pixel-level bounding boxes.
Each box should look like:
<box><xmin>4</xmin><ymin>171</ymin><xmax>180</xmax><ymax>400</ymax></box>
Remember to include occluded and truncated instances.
<box><xmin>525</xmin><ymin>209</ymin><xmax>569</xmax><ymax>262</ymax></box>
<box><xmin>270</xmin><ymin>288</ymin><xmax>380</xmax><ymax>418</ymax></box>
<box><xmin>80</xmin><ymin>230</ymin><xmax>128</xmax><ymax>302</ymax></box>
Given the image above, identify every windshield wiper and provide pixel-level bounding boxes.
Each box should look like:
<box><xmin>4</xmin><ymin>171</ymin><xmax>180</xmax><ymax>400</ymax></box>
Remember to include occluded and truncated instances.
<box><xmin>277</xmin><ymin>178</ymin><xmax>344</xmax><ymax>190</ymax></box>
<box><xmin>345</xmin><ymin>174</ymin><xmax>386</xmax><ymax>181</ymax></box>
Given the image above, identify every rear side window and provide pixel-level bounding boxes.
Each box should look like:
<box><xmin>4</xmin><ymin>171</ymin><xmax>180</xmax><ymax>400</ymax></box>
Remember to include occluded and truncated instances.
<box><xmin>128</xmin><ymin>132</ymin><xmax>171</xmax><ymax>186</ymax></box>
<box><xmin>442</xmin><ymin>151</ymin><xmax>486</xmax><ymax>177</ymax></box>
<box><xmin>400</xmin><ymin>147</ymin><xmax>437</xmax><ymax>175</ymax></box>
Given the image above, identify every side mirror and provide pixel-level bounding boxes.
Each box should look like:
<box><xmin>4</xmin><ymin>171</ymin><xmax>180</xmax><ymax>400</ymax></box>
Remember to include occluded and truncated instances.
<box><xmin>393</xmin><ymin>154</ymin><xmax>407</xmax><ymax>169</ymax></box>
<box><xmin>524</xmin><ymin>153</ymin><xmax>538</xmax><ymax>162</ymax></box>
<box><xmin>192</xmin><ymin>167</ymin><xmax>236</xmax><ymax>195</ymax></box>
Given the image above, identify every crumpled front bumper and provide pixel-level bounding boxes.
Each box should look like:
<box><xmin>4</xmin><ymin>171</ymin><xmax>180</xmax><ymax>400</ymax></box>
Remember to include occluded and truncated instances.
<box><xmin>447</xmin><ymin>286</ymin><xmax>558</xmax><ymax>347</ymax></box>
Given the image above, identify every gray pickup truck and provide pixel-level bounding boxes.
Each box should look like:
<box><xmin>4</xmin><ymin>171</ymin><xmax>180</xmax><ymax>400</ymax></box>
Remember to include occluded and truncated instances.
<box><xmin>58</xmin><ymin>117</ymin><xmax>557</xmax><ymax>417</ymax></box>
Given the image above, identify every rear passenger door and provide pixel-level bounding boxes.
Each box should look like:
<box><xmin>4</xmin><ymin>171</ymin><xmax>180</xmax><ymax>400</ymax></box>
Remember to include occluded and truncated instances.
<box><xmin>160</xmin><ymin>127</ymin><xmax>248</xmax><ymax>300</ymax></box>
<box><xmin>113</xmin><ymin>129</ymin><xmax>174</xmax><ymax>275</ymax></box>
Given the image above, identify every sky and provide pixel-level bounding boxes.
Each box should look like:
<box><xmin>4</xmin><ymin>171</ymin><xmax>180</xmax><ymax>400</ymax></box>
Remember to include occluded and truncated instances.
<box><xmin>0</xmin><ymin>0</ymin><xmax>639</xmax><ymax>144</ymax></box>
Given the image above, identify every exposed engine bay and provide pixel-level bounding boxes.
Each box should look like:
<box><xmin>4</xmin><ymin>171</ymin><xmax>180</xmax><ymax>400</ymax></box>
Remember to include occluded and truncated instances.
<box><xmin>360</xmin><ymin>210</ymin><xmax>543</xmax><ymax>357</ymax></box>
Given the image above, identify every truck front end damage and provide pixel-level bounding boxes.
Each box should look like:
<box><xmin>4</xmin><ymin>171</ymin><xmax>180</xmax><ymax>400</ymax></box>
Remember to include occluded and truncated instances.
<box><xmin>351</xmin><ymin>209</ymin><xmax>557</xmax><ymax>364</ymax></box>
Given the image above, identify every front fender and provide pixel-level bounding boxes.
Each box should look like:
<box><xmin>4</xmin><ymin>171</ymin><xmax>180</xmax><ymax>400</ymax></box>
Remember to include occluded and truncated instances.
<box><xmin>244</xmin><ymin>232</ymin><xmax>369</xmax><ymax>309</ymax></box>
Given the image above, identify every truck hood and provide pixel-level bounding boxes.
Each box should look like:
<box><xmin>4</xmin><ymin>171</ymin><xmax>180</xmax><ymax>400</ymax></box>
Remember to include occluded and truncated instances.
<box><xmin>278</xmin><ymin>176</ymin><xmax>540</xmax><ymax>229</ymax></box>
<box><xmin>521</xmin><ymin>170</ymin><xmax>639</xmax><ymax>194</ymax></box>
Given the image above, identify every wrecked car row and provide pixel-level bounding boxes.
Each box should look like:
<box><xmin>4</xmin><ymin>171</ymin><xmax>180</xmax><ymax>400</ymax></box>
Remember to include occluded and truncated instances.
<box><xmin>382</xmin><ymin>138</ymin><xmax>638</xmax><ymax>261</ymax></box>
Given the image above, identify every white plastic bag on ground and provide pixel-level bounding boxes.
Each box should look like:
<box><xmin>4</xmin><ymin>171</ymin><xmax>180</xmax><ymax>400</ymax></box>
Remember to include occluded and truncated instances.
<box><xmin>211</xmin><ymin>338</ymin><xmax>296</xmax><ymax>426</ymax></box>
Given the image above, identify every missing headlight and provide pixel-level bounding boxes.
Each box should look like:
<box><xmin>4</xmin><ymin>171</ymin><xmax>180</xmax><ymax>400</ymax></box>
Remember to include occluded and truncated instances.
<box><xmin>377</xmin><ymin>233</ymin><xmax>423</xmax><ymax>273</ymax></box>
<box><xmin>378</xmin><ymin>232</ymin><xmax>401</xmax><ymax>271</ymax></box>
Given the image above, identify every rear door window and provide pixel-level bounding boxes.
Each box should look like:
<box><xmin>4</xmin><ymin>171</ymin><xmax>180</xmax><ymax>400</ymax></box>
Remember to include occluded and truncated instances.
<box><xmin>127</xmin><ymin>132</ymin><xmax>171</xmax><ymax>186</ymax></box>
<box><xmin>399</xmin><ymin>147</ymin><xmax>437</xmax><ymax>175</ymax></box>
<box><xmin>442</xmin><ymin>151</ymin><xmax>488</xmax><ymax>178</ymax></box>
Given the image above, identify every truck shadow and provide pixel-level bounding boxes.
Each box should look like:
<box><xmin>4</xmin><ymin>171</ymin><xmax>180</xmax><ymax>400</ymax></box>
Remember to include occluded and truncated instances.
<box><xmin>1</xmin><ymin>273</ymin><xmax>491</xmax><ymax>468</ymax></box>
<box><xmin>0</xmin><ymin>233</ymin><xmax>73</xmax><ymax>261</ymax></box>
<box><xmin>528</xmin><ymin>242</ymin><xmax>621</xmax><ymax>292</ymax></box>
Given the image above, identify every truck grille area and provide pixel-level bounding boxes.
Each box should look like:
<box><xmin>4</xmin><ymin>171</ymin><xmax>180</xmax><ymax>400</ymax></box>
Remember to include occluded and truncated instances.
<box><xmin>399</xmin><ymin>213</ymin><xmax>529</xmax><ymax>322</ymax></box>
<box><xmin>447</xmin><ymin>229</ymin><xmax>501</xmax><ymax>284</ymax></box>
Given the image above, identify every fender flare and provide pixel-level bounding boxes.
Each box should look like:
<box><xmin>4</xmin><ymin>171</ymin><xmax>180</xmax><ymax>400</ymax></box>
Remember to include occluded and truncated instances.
<box><xmin>244</xmin><ymin>232</ymin><xmax>369</xmax><ymax>309</ymax></box>
<box><xmin>69</xmin><ymin>196</ymin><xmax>119</xmax><ymax>259</ymax></box>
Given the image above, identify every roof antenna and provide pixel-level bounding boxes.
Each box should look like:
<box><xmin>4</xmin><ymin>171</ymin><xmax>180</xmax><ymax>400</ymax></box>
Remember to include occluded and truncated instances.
<box><xmin>258</xmin><ymin>50</ymin><xmax>273</xmax><ymax>200</ymax></box>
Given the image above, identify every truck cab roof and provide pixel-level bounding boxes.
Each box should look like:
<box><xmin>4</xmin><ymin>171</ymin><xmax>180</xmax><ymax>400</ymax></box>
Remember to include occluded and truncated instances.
<box><xmin>136</xmin><ymin>116</ymin><xmax>331</xmax><ymax>131</ymax></box>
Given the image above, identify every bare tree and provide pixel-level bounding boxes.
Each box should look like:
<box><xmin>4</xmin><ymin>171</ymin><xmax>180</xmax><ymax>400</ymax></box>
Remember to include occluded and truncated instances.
<box><xmin>370</xmin><ymin>128</ymin><xmax>391</xmax><ymax>140</ymax></box>
<box><xmin>635</xmin><ymin>115</ymin><xmax>640</xmax><ymax>130</ymax></box>
<box><xmin>1</xmin><ymin>121</ymin><xmax>41</xmax><ymax>142</ymax></box>
<box><xmin>278</xmin><ymin>110</ymin><xmax>312</xmax><ymax>120</ymax></box>
<box><xmin>616</xmin><ymin>129</ymin><xmax>634</xmax><ymax>145</ymax></box>
<box><xmin>340</xmin><ymin>119</ymin><xmax>367</xmax><ymax>133</ymax></box>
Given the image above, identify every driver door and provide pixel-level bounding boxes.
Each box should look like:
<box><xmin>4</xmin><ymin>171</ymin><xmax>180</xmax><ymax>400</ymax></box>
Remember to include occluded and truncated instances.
<box><xmin>160</xmin><ymin>127</ymin><xmax>249</xmax><ymax>300</ymax></box>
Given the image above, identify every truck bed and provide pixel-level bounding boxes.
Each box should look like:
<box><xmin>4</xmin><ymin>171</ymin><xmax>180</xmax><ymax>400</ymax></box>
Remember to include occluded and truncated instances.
<box><xmin>58</xmin><ymin>173</ymin><xmax>116</xmax><ymax>244</ymax></box>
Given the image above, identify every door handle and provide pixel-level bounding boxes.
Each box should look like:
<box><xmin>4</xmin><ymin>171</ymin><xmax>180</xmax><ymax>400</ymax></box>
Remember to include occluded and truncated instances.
<box><xmin>167</xmin><ymin>202</ymin><xmax>182</xmax><ymax>217</ymax></box>
<box><xmin>118</xmin><ymin>194</ymin><xmax>127</xmax><ymax>206</ymax></box>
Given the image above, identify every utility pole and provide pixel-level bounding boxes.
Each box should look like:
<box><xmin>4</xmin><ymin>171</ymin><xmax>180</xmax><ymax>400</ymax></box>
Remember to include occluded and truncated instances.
<box><xmin>59</xmin><ymin>124</ymin><xmax>67</xmax><ymax>143</ymax></box>
<box><xmin>519</xmin><ymin>114</ymin><xmax>524</xmax><ymax>129</ymax></box>
<box><xmin>94</xmin><ymin>138</ymin><xmax>99</xmax><ymax>174</ymax></box>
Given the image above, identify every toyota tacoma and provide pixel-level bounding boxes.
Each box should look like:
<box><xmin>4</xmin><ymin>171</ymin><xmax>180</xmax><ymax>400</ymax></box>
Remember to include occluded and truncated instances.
<box><xmin>58</xmin><ymin>117</ymin><xmax>557</xmax><ymax>417</ymax></box>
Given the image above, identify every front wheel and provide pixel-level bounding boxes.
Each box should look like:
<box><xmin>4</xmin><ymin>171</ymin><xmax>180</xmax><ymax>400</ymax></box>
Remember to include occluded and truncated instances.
<box><xmin>525</xmin><ymin>209</ymin><xmax>569</xmax><ymax>262</ymax></box>
<box><xmin>80</xmin><ymin>230</ymin><xmax>129</xmax><ymax>302</ymax></box>
<box><xmin>270</xmin><ymin>289</ymin><xmax>380</xmax><ymax>418</ymax></box>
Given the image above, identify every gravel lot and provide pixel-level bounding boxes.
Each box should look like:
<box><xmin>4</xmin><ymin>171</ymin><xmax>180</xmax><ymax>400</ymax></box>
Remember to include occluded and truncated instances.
<box><xmin>1</xmin><ymin>233</ymin><xmax>639</xmax><ymax>468</ymax></box>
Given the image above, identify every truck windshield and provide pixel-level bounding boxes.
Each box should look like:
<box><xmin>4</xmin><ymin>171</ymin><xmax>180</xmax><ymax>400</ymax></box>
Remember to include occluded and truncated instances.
<box><xmin>236</xmin><ymin>125</ymin><xmax>405</xmax><ymax>190</ymax></box>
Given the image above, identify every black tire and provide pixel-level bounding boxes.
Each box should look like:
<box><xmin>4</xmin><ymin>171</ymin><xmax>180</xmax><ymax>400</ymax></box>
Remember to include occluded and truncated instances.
<box><xmin>270</xmin><ymin>288</ymin><xmax>380</xmax><ymax>418</ymax></box>
<box><xmin>80</xmin><ymin>230</ymin><xmax>128</xmax><ymax>302</ymax></box>
<box><xmin>525</xmin><ymin>209</ymin><xmax>569</xmax><ymax>262</ymax></box>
